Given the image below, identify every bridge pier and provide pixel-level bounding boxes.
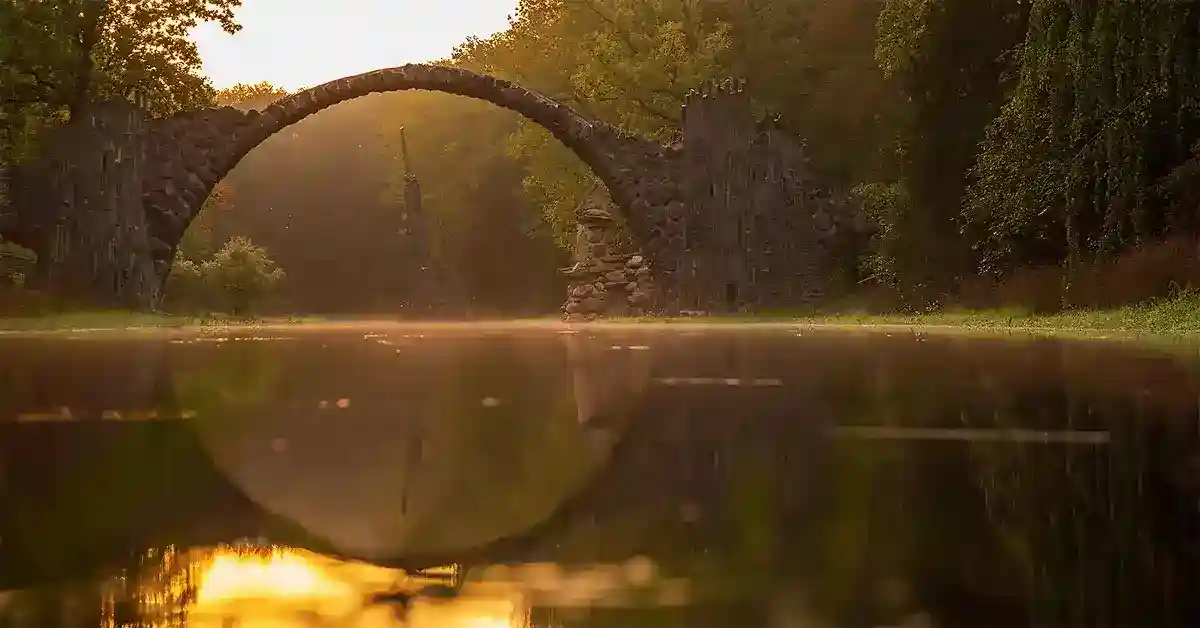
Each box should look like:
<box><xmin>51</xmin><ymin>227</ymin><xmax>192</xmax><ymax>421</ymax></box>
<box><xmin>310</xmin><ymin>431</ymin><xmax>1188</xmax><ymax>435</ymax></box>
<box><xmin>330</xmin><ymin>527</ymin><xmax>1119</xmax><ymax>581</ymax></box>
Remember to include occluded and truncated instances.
<box><xmin>561</xmin><ymin>192</ymin><xmax>659</xmax><ymax>320</ymax></box>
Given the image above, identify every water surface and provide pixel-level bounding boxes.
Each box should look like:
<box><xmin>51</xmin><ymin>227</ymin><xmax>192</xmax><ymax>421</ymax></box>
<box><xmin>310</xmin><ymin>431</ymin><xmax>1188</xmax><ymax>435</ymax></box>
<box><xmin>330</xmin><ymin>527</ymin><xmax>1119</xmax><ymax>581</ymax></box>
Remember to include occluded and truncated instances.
<box><xmin>0</xmin><ymin>324</ymin><xmax>1196</xmax><ymax>627</ymax></box>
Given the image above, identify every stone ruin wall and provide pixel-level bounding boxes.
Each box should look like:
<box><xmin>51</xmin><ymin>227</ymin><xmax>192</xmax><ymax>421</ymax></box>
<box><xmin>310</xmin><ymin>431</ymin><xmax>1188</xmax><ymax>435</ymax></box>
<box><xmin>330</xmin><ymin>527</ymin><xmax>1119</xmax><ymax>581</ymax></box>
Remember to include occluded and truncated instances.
<box><xmin>7</xmin><ymin>101</ymin><xmax>160</xmax><ymax>308</ymax></box>
<box><xmin>562</xmin><ymin>81</ymin><xmax>858</xmax><ymax>319</ymax></box>
<box><xmin>675</xmin><ymin>81</ymin><xmax>848</xmax><ymax>314</ymax></box>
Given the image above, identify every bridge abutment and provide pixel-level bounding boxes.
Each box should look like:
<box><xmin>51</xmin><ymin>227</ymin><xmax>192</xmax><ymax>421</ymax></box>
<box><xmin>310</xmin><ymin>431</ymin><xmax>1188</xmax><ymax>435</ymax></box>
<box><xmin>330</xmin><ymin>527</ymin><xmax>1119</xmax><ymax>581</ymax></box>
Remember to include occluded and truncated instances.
<box><xmin>11</xmin><ymin>101</ymin><xmax>163</xmax><ymax>308</ymax></box>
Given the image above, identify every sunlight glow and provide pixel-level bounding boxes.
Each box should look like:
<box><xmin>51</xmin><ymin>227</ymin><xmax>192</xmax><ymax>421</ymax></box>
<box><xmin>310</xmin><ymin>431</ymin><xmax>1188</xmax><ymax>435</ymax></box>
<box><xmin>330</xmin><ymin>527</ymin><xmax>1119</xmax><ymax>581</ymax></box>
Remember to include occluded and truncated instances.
<box><xmin>194</xmin><ymin>552</ymin><xmax>355</xmax><ymax>604</ymax></box>
<box><xmin>409</xmin><ymin>598</ymin><xmax>521</xmax><ymax>628</ymax></box>
<box><xmin>465</xmin><ymin>616</ymin><xmax>516</xmax><ymax>628</ymax></box>
<box><xmin>185</xmin><ymin>548</ymin><xmax>522</xmax><ymax>627</ymax></box>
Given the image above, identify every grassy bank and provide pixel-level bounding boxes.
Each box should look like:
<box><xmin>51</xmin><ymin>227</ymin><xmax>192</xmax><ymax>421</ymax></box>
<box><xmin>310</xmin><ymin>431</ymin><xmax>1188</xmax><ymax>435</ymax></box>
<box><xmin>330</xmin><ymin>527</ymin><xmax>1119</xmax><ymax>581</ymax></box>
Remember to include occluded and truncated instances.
<box><xmin>0</xmin><ymin>311</ymin><xmax>331</xmax><ymax>332</ymax></box>
<box><xmin>0</xmin><ymin>310</ymin><xmax>240</xmax><ymax>332</ymax></box>
<box><xmin>612</xmin><ymin>293</ymin><xmax>1200</xmax><ymax>337</ymax></box>
<box><xmin>7</xmin><ymin>293</ymin><xmax>1200</xmax><ymax>337</ymax></box>
<box><xmin>806</xmin><ymin>292</ymin><xmax>1200</xmax><ymax>336</ymax></box>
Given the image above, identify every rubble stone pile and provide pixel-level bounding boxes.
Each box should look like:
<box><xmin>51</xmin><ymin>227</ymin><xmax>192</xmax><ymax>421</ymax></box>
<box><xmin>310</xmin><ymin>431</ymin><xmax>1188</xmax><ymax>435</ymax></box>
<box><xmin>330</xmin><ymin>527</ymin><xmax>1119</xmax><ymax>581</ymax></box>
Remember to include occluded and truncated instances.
<box><xmin>560</xmin><ymin>204</ymin><xmax>656</xmax><ymax>321</ymax></box>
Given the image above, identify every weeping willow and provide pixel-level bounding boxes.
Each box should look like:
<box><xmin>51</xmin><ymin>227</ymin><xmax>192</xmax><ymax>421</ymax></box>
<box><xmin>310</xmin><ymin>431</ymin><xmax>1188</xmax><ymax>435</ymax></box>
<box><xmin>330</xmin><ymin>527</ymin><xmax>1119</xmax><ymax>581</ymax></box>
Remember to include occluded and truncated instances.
<box><xmin>964</xmin><ymin>0</ymin><xmax>1200</xmax><ymax>273</ymax></box>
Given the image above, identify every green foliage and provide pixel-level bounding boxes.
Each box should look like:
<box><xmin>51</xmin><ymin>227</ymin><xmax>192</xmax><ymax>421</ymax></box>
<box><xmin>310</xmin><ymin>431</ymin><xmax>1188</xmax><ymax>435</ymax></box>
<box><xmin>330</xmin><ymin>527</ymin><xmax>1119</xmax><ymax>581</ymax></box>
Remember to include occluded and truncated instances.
<box><xmin>0</xmin><ymin>238</ymin><xmax>36</xmax><ymax>287</ymax></box>
<box><xmin>201</xmin><ymin>237</ymin><xmax>285</xmax><ymax>315</ymax></box>
<box><xmin>5</xmin><ymin>0</ymin><xmax>240</xmax><ymax>115</ymax></box>
<box><xmin>964</xmin><ymin>0</ymin><xmax>1200</xmax><ymax>273</ymax></box>
<box><xmin>1</xmin><ymin>0</ymin><xmax>242</xmax><ymax>183</ymax></box>
<box><xmin>454</xmin><ymin>0</ymin><xmax>734</xmax><ymax>246</ymax></box>
<box><xmin>874</xmin><ymin>0</ymin><xmax>933</xmax><ymax>78</ymax></box>
<box><xmin>215</xmin><ymin>81</ymin><xmax>289</xmax><ymax>110</ymax></box>
<box><xmin>178</xmin><ymin>181</ymin><xmax>234</xmax><ymax>262</ymax></box>
<box><xmin>165</xmin><ymin>236</ymin><xmax>284</xmax><ymax>315</ymax></box>
<box><xmin>849</xmin><ymin>181</ymin><xmax>908</xmax><ymax>287</ymax></box>
<box><xmin>165</xmin><ymin>252</ymin><xmax>206</xmax><ymax>307</ymax></box>
<box><xmin>860</xmin><ymin>0</ymin><xmax>1030</xmax><ymax>304</ymax></box>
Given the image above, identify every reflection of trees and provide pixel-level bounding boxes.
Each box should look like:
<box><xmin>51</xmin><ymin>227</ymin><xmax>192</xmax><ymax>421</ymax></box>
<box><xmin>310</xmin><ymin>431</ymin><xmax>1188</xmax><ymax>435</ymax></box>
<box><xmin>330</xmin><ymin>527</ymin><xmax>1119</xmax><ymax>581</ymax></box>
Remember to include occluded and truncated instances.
<box><xmin>399</xmin><ymin>337</ymin><xmax>606</xmax><ymax>554</ymax></box>
<box><xmin>792</xmin><ymin>340</ymin><xmax>1199</xmax><ymax>627</ymax></box>
<box><xmin>171</xmin><ymin>341</ymin><xmax>285</xmax><ymax>420</ymax></box>
<box><xmin>967</xmin><ymin>398</ymin><xmax>1193</xmax><ymax>626</ymax></box>
<box><xmin>1</xmin><ymin>546</ymin><xmax>206</xmax><ymax>628</ymax></box>
<box><xmin>176</xmin><ymin>334</ymin><xmax>628</xmax><ymax>561</ymax></box>
<box><xmin>0</xmin><ymin>339</ymin><xmax>170</xmax><ymax>420</ymax></box>
<box><xmin>0</xmin><ymin>422</ymin><xmax>238</xmax><ymax>591</ymax></box>
<box><xmin>101</xmin><ymin>546</ymin><xmax>202</xmax><ymax>627</ymax></box>
<box><xmin>0</xmin><ymin>584</ymin><xmax>104</xmax><ymax>628</ymax></box>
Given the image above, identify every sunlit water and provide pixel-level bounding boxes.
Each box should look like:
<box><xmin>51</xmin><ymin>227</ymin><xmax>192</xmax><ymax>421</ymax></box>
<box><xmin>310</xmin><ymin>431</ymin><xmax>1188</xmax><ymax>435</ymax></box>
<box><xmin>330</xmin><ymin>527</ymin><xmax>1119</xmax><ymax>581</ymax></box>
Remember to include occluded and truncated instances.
<box><xmin>0</xmin><ymin>323</ymin><xmax>1198</xmax><ymax>627</ymax></box>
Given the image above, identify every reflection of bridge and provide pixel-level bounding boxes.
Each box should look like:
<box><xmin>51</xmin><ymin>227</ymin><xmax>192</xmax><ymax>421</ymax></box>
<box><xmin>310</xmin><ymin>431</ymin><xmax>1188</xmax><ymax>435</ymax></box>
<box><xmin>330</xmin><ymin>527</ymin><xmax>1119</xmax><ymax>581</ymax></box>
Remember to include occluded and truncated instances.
<box><xmin>2</xmin><ymin>327</ymin><xmax>1200</xmax><ymax>627</ymax></box>
<box><xmin>0</xmin><ymin>328</ymin><xmax>813</xmax><ymax>590</ymax></box>
<box><xmin>0</xmin><ymin>380</ymin><xmax>813</xmax><ymax>590</ymax></box>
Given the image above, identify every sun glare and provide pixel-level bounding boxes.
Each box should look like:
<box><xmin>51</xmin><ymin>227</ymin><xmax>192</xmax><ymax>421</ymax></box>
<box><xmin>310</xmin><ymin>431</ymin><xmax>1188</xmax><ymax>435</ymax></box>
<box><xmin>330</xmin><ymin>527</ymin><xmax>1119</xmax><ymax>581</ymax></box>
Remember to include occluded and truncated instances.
<box><xmin>187</xmin><ymin>549</ymin><xmax>523</xmax><ymax>627</ymax></box>
<box><xmin>465</xmin><ymin>617</ymin><xmax>517</xmax><ymax>628</ymax></box>
<box><xmin>409</xmin><ymin>598</ymin><xmax>521</xmax><ymax>628</ymax></box>
<box><xmin>194</xmin><ymin>552</ymin><xmax>355</xmax><ymax>605</ymax></box>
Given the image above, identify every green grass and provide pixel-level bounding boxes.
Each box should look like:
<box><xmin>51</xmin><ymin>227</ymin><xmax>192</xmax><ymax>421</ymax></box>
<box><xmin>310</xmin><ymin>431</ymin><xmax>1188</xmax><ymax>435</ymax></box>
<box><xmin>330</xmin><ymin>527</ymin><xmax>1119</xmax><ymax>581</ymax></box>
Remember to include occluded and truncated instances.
<box><xmin>10</xmin><ymin>293</ymin><xmax>1200</xmax><ymax>338</ymax></box>
<box><xmin>808</xmin><ymin>293</ymin><xmax>1200</xmax><ymax>336</ymax></box>
<box><xmin>613</xmin><ymin>292</ymin><xmax>1200</xmax><ymax>338</ymax></box>
<box><xmin>0</xmin><ymin>310</ymin><xmax>231</xmax><ymax>331</ymax></box>
<box><xmin>0</xmin><ymin>310</ymin><xmax>327</xmax><ymax>332</ymax></box>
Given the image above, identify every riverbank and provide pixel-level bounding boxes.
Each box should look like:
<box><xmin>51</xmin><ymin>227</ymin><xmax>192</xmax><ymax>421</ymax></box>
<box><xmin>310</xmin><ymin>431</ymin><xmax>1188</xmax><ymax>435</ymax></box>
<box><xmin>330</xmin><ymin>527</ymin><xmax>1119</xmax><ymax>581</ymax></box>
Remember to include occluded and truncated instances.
<box><xmin>4</xmin><ymin>293</ymin><xmax>1200</xmax><ymax>338</ymax></box>
<box><xmin>610</xmin><ymin>292</ymin><xmax>1200</xmax><ymax>338</ymax></box>
<box><xmin>0</xmin><ymin>311</ymin><xmax>326</xmax><ymax>332</ymax></box>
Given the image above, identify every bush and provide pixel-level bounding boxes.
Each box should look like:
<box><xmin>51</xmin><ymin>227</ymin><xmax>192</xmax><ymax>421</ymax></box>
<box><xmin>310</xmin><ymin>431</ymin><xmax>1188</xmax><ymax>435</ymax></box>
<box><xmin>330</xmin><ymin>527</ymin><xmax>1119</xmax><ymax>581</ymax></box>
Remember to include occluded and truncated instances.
<box><xmin>163</xmin><ymin>236</ymin><xmax>285</xmax><ymax>315</ymax></box>
<box><xmin>951</xmin><ymin>236</ymin><xmax>1200</xmax><ymax>313</ymax></box>
<box><xmin>0</xmin><ymin>239</ymin><xmax>35</xmax><ymax>286</ymax></box>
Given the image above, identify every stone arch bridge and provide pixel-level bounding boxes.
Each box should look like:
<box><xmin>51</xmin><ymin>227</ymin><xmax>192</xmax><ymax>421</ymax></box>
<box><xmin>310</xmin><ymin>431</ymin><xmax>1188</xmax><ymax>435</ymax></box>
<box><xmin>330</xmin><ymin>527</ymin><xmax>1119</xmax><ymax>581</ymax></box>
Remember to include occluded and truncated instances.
<box><xmin>4</xmin><ymin>65</ymin><xmax>858</xmax><ymax>314</ymax></box>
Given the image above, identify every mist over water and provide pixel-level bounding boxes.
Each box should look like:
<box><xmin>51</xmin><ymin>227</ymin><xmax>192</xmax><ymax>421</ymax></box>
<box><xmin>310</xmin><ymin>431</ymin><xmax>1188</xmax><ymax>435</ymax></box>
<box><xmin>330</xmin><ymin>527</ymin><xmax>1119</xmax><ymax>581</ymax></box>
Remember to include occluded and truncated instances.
<box><xmin>0</xmin><ymin>325</ymin><xmax>1197</xmax><ymax>627</ymax></box>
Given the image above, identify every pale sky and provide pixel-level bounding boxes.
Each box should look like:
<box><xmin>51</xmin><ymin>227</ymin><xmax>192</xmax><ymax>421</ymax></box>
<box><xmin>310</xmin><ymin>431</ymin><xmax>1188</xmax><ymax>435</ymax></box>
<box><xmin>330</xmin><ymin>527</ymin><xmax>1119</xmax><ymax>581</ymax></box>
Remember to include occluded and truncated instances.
<box><xmin>191</xmin><ymin>0</ymin><xmax>519</xmax><ymax>91</ymax></box>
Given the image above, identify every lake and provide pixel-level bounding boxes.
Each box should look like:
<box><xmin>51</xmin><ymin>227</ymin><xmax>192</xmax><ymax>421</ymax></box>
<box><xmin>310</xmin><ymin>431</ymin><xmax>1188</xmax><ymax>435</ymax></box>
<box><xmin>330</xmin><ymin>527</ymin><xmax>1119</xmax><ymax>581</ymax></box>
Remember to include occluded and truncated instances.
<box><xmin>0</xmin><ymin>323</ymin><xmax>1196</xmax><ymax>627</ymax></box>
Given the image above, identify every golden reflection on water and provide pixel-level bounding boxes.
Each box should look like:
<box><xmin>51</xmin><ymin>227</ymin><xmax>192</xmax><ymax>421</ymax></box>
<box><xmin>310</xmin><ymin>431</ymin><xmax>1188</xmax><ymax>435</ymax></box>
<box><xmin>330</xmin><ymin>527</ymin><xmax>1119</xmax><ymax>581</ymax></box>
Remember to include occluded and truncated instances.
<box><xmin>194</xmin><ymin>552</ymin><xmax>356</xmax><ymax>605</ymax></box>
<box><xmin>180</xmin><ymin>548</ymin><xmax>524</xmax><ymax>627</ymax></box>
<box><xmin>85</xmin><ymin>546</ymin><xmax>675</xmax><ymax>626</ymax></box>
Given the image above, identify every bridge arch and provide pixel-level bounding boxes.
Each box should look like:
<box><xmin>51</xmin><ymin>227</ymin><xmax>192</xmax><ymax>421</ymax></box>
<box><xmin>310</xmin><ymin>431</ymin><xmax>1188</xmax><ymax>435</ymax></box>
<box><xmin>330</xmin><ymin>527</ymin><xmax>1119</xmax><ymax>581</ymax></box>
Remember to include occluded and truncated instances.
<box><xmin>143</xmin><ymin>64</ymin><xmax>683</xmax><ymax>285</ymax></box>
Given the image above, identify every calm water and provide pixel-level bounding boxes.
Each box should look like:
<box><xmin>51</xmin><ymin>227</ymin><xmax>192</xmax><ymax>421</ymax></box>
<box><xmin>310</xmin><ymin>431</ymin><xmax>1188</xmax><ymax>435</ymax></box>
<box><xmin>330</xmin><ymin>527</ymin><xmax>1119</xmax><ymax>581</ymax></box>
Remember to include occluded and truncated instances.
<box><xmin>0</xmin><ymin>324</ymin><xmax>1197</xmax><ymax>627</ymax></box>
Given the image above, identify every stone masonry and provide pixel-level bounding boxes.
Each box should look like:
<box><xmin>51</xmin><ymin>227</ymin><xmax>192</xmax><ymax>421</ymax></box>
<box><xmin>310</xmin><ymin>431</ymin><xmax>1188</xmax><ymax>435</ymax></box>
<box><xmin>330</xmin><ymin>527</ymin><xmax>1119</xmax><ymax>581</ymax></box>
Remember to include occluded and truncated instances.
<box><xmin>561</xmin><ymin>188</ymin><xmax>656</xmax><ymax>320</ymax></box>
<box><xmin>139</xmin><ymin>64</ymin><xmax>683</xmax><ymax>305</ymax></box>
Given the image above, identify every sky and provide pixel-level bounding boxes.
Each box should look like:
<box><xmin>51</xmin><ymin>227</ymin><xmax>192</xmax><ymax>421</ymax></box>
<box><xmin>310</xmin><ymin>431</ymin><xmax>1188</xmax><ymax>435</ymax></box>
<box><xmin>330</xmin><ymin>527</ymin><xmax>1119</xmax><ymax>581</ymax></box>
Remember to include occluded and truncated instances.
<box><xmin>190</xmin><ymin>0</ymin><xmax>519</xmax><ymax>91</ymax></box>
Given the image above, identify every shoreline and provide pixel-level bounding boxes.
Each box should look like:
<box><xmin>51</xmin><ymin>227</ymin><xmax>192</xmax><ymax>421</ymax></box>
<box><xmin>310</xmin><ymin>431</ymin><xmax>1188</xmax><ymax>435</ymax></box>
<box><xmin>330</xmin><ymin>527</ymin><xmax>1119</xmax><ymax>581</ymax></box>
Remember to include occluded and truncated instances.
<box><xmin>1</xmin><ymin>311</ymin><xmax>1199</xmax><ymax>344</ymax></box>
<box><xmin>4</xmin><ymin>292</ymin><xmax>1200</xmax><ymax>341</ymax></box>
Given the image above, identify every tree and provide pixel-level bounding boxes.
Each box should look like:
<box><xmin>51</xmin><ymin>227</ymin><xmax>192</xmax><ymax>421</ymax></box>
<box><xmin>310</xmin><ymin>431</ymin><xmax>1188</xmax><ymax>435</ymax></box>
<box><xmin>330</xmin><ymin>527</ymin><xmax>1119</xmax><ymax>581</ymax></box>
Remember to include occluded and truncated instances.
<box><xmin>856</xmin><ymin>0</ymin><xmax>1031</xmax><ymax>303</ymax></box>
<box><xmin>6</xmin><ymin>0</ymin><xmax>241</xmax><ymax>119</ymax></box>
<box><xmin>201</xmin><ymin>237</ymin><xmax>285</xmax><ymax>315</ymax></box>
<box><xmin>2</xmin><ymin>0</ymin><xmax>244</xmax><ymax>241</ymax></box>
<box><xmin>164</xmin><ymin>182</ymin><xmax>230</xmax><ymax>313</ymax></box>
<box><xmin>964</xmin><ymin>0</ymin><xmax>1200</xmax><ymax>274</ymax></box>
<box><xmin>0</xmin><ymin>238</ymin><xmax>36</xmax><ymax>286</ymax></box>
<box><xmin>163</xmin><ymin>252</ymin><xmax>206</xmax><ymax>311</ymax></box>
<box><xmin>215</xmin><ymin>81</ymin><xmax>289</xmax><ymax>110</ymax></box>
<box><xmin>454</xmin><ymin>0</ymin><xmax>733</xmax><ymax>245</ymax></box>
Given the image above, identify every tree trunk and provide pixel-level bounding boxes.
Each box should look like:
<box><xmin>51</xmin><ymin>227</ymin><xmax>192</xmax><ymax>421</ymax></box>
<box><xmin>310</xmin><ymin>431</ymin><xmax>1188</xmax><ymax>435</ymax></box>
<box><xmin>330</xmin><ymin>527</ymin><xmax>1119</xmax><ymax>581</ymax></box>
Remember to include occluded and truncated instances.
<box><xmin>66</xmin><ymin>0</ymin><xmax>108</xmax><ymax>122</ymax></box>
